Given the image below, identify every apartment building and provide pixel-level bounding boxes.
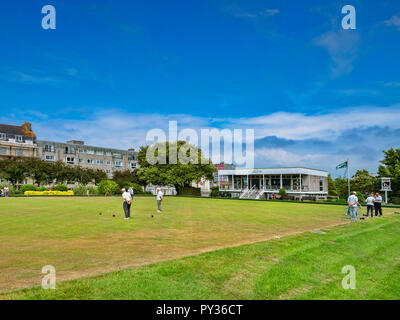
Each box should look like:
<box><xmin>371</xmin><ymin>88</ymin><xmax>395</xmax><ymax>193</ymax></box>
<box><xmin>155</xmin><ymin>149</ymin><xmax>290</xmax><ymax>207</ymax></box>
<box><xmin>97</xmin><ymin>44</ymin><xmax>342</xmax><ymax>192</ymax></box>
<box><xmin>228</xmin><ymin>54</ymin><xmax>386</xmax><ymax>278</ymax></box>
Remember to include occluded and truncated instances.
<box><xmin>0</xmin><ymin>122</ymin><xmax>38</xmax><ymax>159</ymax></box>
<box><xmin>37</xmin><ymin>140</ymin><xmax>138</xmax><ymax>177</ymax></box>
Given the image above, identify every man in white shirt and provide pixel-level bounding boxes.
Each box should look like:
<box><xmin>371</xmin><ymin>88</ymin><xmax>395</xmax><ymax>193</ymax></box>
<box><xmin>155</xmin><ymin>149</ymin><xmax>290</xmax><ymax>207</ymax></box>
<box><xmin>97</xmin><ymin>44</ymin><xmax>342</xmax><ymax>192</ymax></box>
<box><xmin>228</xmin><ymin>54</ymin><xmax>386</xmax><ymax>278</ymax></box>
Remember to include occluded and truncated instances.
<box><xmin>156</xmin><ymin>188</ymin><xmax>163</xmax><ymax>212</ymax></box>
<box><xmin>347</xmin><ymin>192</ymin><xmax>361</xmax><ymax>221</ymax></box>
<box><xmin>365</xmin><ymin>193</ymin><xmax>375</xmax><ymax>218</ymax></box>
<box><xmin>4</xmin><ymin>186</ymin><xmax>9</xmax><ymax>197</ymax></box>
<box><xmin>374</xmin><ymin>193</ymin><xmax>383</xmax><ymax>216</ymax></box>
<box><xmin>121</xmin><ymin>188</ymin><xmax>132</xmax><ymax>219</ymax></box>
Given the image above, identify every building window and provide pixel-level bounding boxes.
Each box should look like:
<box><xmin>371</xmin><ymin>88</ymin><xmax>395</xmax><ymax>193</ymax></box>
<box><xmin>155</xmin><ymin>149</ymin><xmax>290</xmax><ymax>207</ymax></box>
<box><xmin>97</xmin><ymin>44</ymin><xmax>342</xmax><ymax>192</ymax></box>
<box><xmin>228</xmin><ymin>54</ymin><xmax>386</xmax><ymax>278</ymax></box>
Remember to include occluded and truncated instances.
<box><xmin>45</xmin><ymin>155</ymin><xmax>55</xmax><ymax>162</ymax></box>
<box><xmin>65</xmin><ymin>157</ymin><xmax>75</xmax><ymax>164</ymax></box>
<box><xmin>114</xmin><ymin>161</ymin><xmax>122</xmax><ymax>167</ymax></box>
<box><xmin>16</xmin><ymin>148</ymin><xmax>24</xmax><ymax>156</ymax></box>
<box><xmin>0</xmin><ymin>147</ymin><xmax>7</xmax><ymax>155</ymax></box>
<box><xmin>106</xmin><ymin>160</ymin><xmax>111</xmax><ymax>165</ymax></box>
<box><xmin>15</xmin><ymin>135</ymin><xmax>23</xmax><ymax>142</ymax></box>
<box><xmin>320</xmin><ymin>177</ymin><xmax>324</xmax><ymax>191</ymax></box>
<box><xmin>87</xmin><ymin>159</ymin><xmax>94</xmax><ymax>164</ymax></box>
<box><xmin>96</xmin><ymin>160</ymin><xmax>103</xmax><ymax>165</ymax></box>
<box><xmin>0</xmin><ymin>133</ymin><xmax>6</xmax><ymax>140</ymax></box>
<box><xmin>106</xmin><ymin>169</ymin><xmax>111</xmax><ymax>174</ymax></box>
<box><xmin>78</xmin><ymin>148</ymin><xmax>84</xmax><ymax>153</ymax></box>
<box><xmin>78</xmin><ymin>158</ymin><xmax>83</xmax><ymax>163</ymax></box>
<box><xmin>113</xmin><ymin>153</ymin><xmax>121</xmax><ymax>159</ymax></box>
<box><xmin>87</xmin><ymin>149</ymin><xmax>94</xmax><ymax>155</ymax></box>
<box><xmin>130</xmin><ymin>162</ymin><xmax>136</xmax><ymax>169</ymax></box>
<box><xmin>44</xmin><ymin>145</ymin><xmax>55</xmax><ymax>152</ymax></box>
<box><xmin>96</xmin><ymin>150</ymin><xmax>104</xmax><ymax>156</ymax></box>
<box><xmin>65</xmin><ymin>146</ymin><xmax>75</xmax><ymax>154</ymax></box>
<box><xmin>106</xmin><ymin>151</ymin><xmax>112</xmax><ymax>156</ymax></box>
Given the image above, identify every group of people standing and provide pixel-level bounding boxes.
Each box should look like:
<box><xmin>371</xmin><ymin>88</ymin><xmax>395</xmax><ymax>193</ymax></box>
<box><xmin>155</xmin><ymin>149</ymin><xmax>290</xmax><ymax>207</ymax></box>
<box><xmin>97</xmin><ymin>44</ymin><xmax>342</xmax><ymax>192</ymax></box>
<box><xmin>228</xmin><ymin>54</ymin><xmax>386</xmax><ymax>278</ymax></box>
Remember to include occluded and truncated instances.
<box><xmin>121</xmin><ymin>187</ymin><xmax>164</xmax><ymax>219</ymax></box>
<box><xmin>365</xmin><ymin>193</ymin><xmax>383</xmax><ymax>217</ymax></box>
<box><xmin>347</xmin><ymin>192</ymin><xmax>383</xmax><ymax>221</ymax></box>
<box><xmin>0</xmin><ymin>186</ymin><xmax>9</xmax><ymax>197</ymax></box>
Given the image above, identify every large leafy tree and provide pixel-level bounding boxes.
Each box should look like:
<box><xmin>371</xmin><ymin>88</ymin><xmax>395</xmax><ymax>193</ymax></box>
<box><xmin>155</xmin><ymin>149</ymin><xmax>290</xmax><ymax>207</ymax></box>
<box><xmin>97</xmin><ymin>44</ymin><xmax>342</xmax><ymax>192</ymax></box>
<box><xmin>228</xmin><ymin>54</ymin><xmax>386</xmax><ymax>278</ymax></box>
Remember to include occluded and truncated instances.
<box><xmin>112</xmin><ymin>169</ymin><xmax>140</xmax><ymax>188</ymax></box>
<box><xmin>327</xmin><ymin>174</ymin><xmax>337</xmax><ymax>196</ymax></box>
<box><xmin>137</xmin><ymin>141</ymin><xmax>216</xmax><ymax>195</ymax></box>
<box><xmin>351</xmin><ymin>169</ymin><xmax>379</xmax><ymax>197</ymax></box>
<box><xmin>377</xmin><ymin>148</ymin><xmax>400</xmax><ymax>201</ymax></box>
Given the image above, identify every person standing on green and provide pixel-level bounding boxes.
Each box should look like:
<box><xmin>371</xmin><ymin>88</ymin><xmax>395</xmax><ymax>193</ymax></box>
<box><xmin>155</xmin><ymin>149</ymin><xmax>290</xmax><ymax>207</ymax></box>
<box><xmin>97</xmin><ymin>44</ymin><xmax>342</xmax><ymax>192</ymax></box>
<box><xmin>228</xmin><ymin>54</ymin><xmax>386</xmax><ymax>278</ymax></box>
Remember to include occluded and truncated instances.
<box><xmin>347</xmin><ymin>192</ymin><xmax>361</xmax><ymax>222</ymax></box>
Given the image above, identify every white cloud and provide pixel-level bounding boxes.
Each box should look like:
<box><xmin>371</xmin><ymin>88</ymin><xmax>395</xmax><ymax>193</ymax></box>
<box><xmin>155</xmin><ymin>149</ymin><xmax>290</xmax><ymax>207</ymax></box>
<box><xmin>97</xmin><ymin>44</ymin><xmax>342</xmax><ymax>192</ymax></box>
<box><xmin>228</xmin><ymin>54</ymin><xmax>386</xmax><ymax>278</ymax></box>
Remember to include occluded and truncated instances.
<box><xmin>4</xmin><ymin>104</ymin><xmax>400</xmax><ymax>174</ymax></box>
<box><xmin>313</xmin><ymin>30</ymin><xmax>359</xmax><ymax>77</ymax></box>
<box><xmin>385</xmin><ymin>15</ymin><xmax>400</xmax><ymax>31</ymax></box>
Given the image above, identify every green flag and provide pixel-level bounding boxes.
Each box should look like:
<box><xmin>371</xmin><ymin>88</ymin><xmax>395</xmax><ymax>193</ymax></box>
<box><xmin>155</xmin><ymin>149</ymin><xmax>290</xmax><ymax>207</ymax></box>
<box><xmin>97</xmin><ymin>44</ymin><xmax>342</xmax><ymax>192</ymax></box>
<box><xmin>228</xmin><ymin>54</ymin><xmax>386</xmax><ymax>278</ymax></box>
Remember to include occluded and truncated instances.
<box><xmin>336</xmin><ymin>161</ymin><xmax>348</xmax><ymax>170</ymax></box>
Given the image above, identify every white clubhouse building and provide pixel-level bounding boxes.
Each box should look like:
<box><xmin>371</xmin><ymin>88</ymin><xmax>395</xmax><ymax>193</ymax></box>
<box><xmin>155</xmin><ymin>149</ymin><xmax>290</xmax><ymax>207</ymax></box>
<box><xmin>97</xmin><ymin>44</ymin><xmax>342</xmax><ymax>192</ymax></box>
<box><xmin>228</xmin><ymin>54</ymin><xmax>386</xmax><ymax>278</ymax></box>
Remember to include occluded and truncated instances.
<box><xmin>218</xmin><ymin>167</ymin><xmax>328</xmax><ymax>200</ymax></box>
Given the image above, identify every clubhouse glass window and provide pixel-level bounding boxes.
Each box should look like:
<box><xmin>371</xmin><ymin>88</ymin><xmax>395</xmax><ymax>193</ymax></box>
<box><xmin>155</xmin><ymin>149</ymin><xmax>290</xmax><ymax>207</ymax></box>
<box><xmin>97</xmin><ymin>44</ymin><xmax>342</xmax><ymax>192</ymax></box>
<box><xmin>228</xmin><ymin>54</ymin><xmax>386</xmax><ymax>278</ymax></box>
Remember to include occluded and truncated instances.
<box><xmin>16</xmin><ymin>148</ymin><xmax>24</xmax><ymax>156</ymax></box>
<box><xmin>0</xmin><ymin>133</ymin><xmax>6</xmax><ymax>140</ymax></box>
<box><xmin>320</xmin><ymin>178</ymin><xmax>324</xmax><ymax>191</ymax></box>
<box><xmin>15</xmin><ymin>135</ymin><xmax>23</xmax><ymax>142</ymax></box>
<box><xmin>0</xmin><ymin>147</ymin><xmax>7</xmax><ymax>155</ymax></box>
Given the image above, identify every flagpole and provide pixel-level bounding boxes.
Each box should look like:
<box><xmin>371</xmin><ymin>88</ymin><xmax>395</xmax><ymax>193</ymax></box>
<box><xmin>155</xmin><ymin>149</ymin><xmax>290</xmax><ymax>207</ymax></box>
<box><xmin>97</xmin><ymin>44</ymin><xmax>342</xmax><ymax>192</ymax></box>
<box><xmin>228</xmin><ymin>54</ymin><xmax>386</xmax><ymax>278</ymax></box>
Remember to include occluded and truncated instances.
<box><xmin>347</xmin><ymin>158</ymin><xmax>350</xmax><ymax>198</ymax></box>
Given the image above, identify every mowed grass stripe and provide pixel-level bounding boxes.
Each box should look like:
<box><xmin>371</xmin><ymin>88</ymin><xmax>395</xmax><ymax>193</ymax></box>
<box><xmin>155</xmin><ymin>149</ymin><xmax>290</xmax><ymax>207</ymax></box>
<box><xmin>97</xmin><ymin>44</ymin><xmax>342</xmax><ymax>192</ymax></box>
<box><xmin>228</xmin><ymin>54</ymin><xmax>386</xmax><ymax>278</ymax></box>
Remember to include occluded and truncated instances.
<box><xmin>2</xmin><ymin>215</ymin><xmax>400</xmax><ymax>300</ymax></box>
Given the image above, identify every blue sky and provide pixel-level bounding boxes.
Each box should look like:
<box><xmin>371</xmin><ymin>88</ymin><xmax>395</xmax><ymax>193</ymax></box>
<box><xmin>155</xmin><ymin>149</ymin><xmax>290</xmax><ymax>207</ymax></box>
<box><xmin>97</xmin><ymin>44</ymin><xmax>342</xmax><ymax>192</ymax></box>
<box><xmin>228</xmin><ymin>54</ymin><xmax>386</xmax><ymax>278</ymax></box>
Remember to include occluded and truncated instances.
<box><xmin>0</xmin><ymin>0</ymin><xmax>399</xmax><ymax>176</ymax></box>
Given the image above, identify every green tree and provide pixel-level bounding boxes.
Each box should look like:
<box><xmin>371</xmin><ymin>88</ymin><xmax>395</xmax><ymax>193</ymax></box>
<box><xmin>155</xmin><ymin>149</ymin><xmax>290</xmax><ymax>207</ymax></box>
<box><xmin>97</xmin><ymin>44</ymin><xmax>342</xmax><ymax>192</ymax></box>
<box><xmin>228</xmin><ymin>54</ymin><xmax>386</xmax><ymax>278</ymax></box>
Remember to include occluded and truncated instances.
<box><xmin>327</xmin><ymin>174</ymin><xmax>338</xmax><ymax>196</ymax></box>
<box><xmin>137</xmin><ymin>141</ymin><xmax>216</xmax><ymax>195</ymax></box>
<box><xmin>112</xmin><ymin>170</ymin><xmax>139</xmax><ymax>188</ymax></box>
<box><xmin>98</xmin><ymin>180</ymin><xmax>120</xmax><ymax>195</ymax></box>
<box><xmin>334</xmin><ymin>176</ymin><xmax>348</xmax><ymax>199</ymax></box>
<box><xmin>351</xmin><ymin>170</ymin><xmax>379</xmax><ymax>197</ymax></box>
<box><xmin>377</xmin><ymin>148</ymin><xmax>400</xmax><ymax>202</ymax></box>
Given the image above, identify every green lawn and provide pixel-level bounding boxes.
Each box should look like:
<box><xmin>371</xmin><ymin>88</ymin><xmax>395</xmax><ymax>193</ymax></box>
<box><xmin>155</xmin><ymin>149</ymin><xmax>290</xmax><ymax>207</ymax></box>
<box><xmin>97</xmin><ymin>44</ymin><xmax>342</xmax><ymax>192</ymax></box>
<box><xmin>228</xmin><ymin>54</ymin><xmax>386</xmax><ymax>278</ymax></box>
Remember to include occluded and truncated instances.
<box><xmin>0</xmin><ymin>196</ymin><xmax>398</xmax><ymax>299</ymax></box>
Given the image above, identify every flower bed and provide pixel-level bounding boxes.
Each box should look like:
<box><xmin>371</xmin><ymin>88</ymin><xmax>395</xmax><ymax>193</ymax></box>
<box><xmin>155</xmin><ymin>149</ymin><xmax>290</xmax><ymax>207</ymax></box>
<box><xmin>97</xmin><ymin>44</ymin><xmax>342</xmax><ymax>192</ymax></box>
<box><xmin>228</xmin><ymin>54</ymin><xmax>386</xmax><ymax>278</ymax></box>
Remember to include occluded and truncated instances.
<box><xmin>24</xmin><ymin>190</ymin><xmax>74</xmax><ymax>196</ymax></box>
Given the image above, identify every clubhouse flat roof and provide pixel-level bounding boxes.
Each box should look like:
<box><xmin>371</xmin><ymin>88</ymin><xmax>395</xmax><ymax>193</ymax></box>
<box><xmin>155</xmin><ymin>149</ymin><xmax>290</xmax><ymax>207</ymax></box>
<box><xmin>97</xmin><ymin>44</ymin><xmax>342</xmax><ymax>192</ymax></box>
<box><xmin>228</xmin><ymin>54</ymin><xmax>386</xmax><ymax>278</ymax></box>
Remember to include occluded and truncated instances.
<box><xmin>218</xmin><ymin>167</ymin><xmax>329</xmax><ymax>177</ymax></box>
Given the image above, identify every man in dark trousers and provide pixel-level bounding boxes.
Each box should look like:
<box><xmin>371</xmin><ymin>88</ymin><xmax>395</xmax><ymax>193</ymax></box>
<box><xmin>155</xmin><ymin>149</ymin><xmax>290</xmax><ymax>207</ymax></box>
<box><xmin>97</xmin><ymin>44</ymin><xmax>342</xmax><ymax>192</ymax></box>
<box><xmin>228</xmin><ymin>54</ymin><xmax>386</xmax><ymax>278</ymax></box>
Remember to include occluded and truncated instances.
<box><xmin>374</xmin><ymin>192</ymin><xmax>383</xmax><ymax>216</ymax></box>
<box><xmin>122</xmin><ymin>188</ymin><xmax>132</xmax><ymax>220</ymax></box>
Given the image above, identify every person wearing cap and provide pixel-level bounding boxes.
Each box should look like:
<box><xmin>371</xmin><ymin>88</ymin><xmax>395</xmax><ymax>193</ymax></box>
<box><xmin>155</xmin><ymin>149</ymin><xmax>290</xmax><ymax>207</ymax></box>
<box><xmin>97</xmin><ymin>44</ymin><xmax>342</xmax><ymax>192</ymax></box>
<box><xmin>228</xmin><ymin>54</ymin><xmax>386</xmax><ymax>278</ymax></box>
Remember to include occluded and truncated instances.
<box><xmin>347</xmin><ymin>191</ymin><xmax>361</xmax><ymax>221</ymax></box>
<box><xmin>156</xmin><ymin>187</ymin><xmax>163</xmax><ymax>212</ymax></box>
<box><xmin>374</xmin><ymin>193</ymin><xmax>383</xmax><ymax>216</ymax></box>
<box><xmin>121</xmin><ymin>188</ymin><xmax>132</xmax><ymax>219</ymax></box>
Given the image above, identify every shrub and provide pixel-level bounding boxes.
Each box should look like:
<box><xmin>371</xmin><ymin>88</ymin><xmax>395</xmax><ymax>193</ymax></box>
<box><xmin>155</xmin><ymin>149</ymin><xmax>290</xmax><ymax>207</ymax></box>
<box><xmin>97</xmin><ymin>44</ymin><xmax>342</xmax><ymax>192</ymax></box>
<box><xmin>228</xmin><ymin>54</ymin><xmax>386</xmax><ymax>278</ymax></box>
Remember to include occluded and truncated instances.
<box><xmin>24</xmin><ymin>190</ymin><xmax>74</xmax><ymax>196</ymax></box>
<box><xmin>210</xmin><ymin>187</ymin><xmax>221</xmax><ymax>197</ymax></box>
<box><xmin>87</xmin><ymin>186</ymin><xmax>99</xmax><ymax>195</ymax></box>
<box><xmin>53</xmin><ymin>185</ymin><xmax>68</xmax><ymax>192</ymax></box>
<box><xmin>36</xmin><ymin>187</ymin><xmax>47</xmax><ymax>191</ymax></box>
<box><xmin>355</xmin><ymin>191</ymin><xmax>365</xmax><ymax>205</ymax></box>
<box><xmin>20</xmin><ymin>185</ymin><xmax>37</xmax><ymax>193</ymax></box>
<box><xmin>278</xmin><ymin>188</ymin><xmax>287</xmax><ymax>196</ymax></box>
<box><xmin>178</xmin><ymin>186</ymin><xmax>201</xmax><ymax>196</ymax></box>
<box><xmin>126</xmin><ymin>183</ymin><xmax>144</xmax><ymax>194</ymax></box>
<box><xmin>98</xmin><ymin>180</ymin><xmax>120</xmax><ymax>195</ymax></box>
